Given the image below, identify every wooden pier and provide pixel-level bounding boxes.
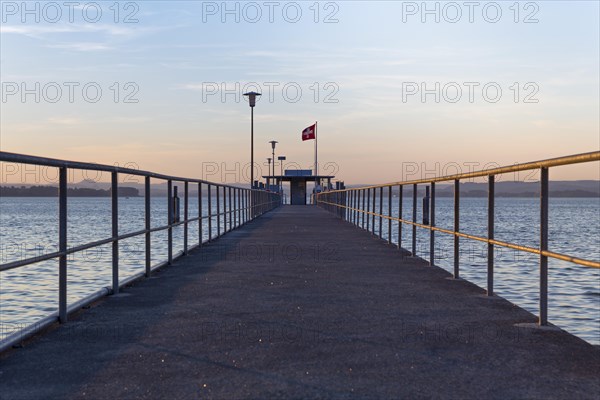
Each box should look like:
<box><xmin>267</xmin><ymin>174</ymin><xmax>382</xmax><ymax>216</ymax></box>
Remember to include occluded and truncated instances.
<box><xmin>1</xmin><ymin>206</ymin><xmax>599</xmax><ymax>399</ymax></box>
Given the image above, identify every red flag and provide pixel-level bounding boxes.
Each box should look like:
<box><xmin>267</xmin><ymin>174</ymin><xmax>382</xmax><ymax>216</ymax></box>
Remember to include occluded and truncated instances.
<box><xmin>302</xmin><ymin>124</ymin><xmax>316</xmax><ymax>141</ymax></box>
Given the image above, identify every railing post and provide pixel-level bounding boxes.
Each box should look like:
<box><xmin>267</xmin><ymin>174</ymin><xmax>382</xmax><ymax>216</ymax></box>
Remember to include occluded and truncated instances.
<box><xmin>398</xmin><ymin>185</ymin><xmax>403</xmax><ymax>250</ymax></box>
<box><xmin>362</xmin><ymin>189</ymin><xmax>366</xmax><ymax>230</ymax></box>
<box><xmin>487</xmin><ymin>175</ymin><xmax>495</xmax><ymax>296</ymax></box>
<box><xmin>353</xmin><ymin>190</ymin><xmax>358</xmax><ymax>225</ymax></box>
<box><xmin>184</xmin><ymin>181</ymin><xmax>189</xmax><ymax>255</ymax></box>
<box><xmin>208</xmin><ymin>184</ymin><xmax>212</xmax><ymax>241</ymax></box>
<box><xmin>412</xmin><ymin>184</ymin><xmax>417</xmax><ymax>256</ymax></box>
<box><xmin>348</xmin><ymin>190</ymin><xmax>351</xmax><ymax>222</ymax></box>
<box><xmin>371</xmin><ymin>188</ymin><xmax>376</xmax><ymax>235</ymax></box>
<box><xmin>345</xmin><ymin>191</ymin><xmax>348</xmax><ymax>221</ymax></box>
<box><xmin>222</xmin><ymin>186</ymin><xmax>227</xmax><ymax>233</ymax></box>
<box><xmin>344</xmin><ymin>191</ymin><xmax>348</xmax><ymax>220</ymax></box>
<box><xmin>145</xmin><ymin>176</ymin><xmax>151</xmax><ymax>277</ymax></box>
<box><xmin>216</xmin><ymin>185</ymin><xmax>221</xmax><ymax>237</ymax></box>
<box><xmin>388</xmin><ymin>186</ymin><xmax>392</xmax><ymax>244</ymax></box>
<box><xmin>234</xmin><ymin>188</ymin><xmax>241</xmax><ymax>228</ymax></box>
<box><xmin>453</xmin><ymin>179</ymin><xmax>460</xmax><ymax>279</ymax></box>
<box><xmin>237</xmin><ymin>188</ymin><xmax>241</xmax><ymax>228</ymax></box>
<box><xmin>366</xmin><ymin>189</ymin><xmax>370</xmax><ymax>231</ymax></box>
<box><xmin>540</xmin><ymin>167</ymin><xmax>549</xmax><ymax>325</ymax></box>
<box><xmin>348</xmin><ymin>191</ymin><xmax>351</xmax><ymax>221</ymax></box>
<box><xmin>167</xmin><ymin>180</ymin><xmax>173</xmax><ymax>265</ymax></box>
<box><xmin>112</xmin><ymin>172</ymin><xmax>119</xmax><ymax>293</ymax></box>
<box><xmin>351</xmin><ymin>190</ymin><xmax>360</xmax><ymax>227</ymax></box>
<box><xmin>379</xmin><ymin>186</ymin><xmax>383</xmax><ymax>238</ymax></box>
<box><xmin>58</xmin><ymin>167</ymin><xmax>67</xmax><ymax>323</ymax></box>
<box><xmin>244</xmin><ymin>190</ymin><xmax>248</xmax><ymax>223</ymax></box>
<box><xmin>352</xmin><ymin>190</ymin><xmax>356</xmax><ymax>225</ymax></box>
<box><xmin>199</xmin><ymin>183</ymin><xmax>203</xmax><ymax>246</ymax></box>
<box><xmin>346</xmin><ymin>190</ymin><xmax>350</xmax><ymax>221</ymax></box>
<box><xmin>350</xmin><ymin>190</ymin><xmax>353</xmax><ymax>223</ymax></box>
<box><xmin>430</xmin><ymin>182</ymin><xmax>435</xmax><ymax>266</ymax></box>
<box><xmin>344</xmin><ymin>191</ymin><xmax>347</xmax><ymax>220</ymax></box>
<box><xmin>236</xmin><ymin>188</ymin><xmax>239</xmax><ymax>226</ymax></box>
<box><xmin>243</xmin><ymin>189</ymin><xmax>246</xmax><ymax>223</ymax></box>
<box><xmin>228</xmin><ymin>187</ymin><xmax>232</xmax><ymax>231</ymax></box>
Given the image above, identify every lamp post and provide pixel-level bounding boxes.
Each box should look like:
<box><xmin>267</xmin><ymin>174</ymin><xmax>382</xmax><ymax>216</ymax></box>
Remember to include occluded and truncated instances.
<box><xmin>243</xmin><ymin>91</ymin><xmax>261</xmax><ymax>189</ymax></box>
<box><xmin>267</xmin><ymin>157</ymin><xmax>272</xmax><ymax>188</ymax></box>
<box><xmin>268</xmin><ymin>140</ymin><xmax>278</xmax><ymax>180</ymax></box>
<box><xmin>278</xmin><ymin>155</ymin><xmax>286</xmax><ymax>194</ymax></box>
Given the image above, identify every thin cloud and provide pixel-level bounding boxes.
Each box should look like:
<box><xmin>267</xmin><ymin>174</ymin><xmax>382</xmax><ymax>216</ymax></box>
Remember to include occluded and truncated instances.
<box><xmin>48</xmin><ymin>117</ymin><xmax>81</xmax><ymax>125</ymax></box>
<box><xmin>47</xmin><ymin>42</ymin><xmax>113</xmax><ymax>52</ymax></box>
<box><xmin>0</xmin><ymin>23</ymin><xmax>139</xmax><ymax>37</ymax></box>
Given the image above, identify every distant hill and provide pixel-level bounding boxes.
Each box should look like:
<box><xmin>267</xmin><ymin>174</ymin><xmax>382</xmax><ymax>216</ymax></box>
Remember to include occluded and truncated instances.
<box><xmin>345</xmin><ymin>181</ymin><xmax>600</xmax><ymax>198</ymax></box>
<box><xmin>2</xmin><ymin>180</ymin><xmax>598</xmax><ymax>198</ymax></box>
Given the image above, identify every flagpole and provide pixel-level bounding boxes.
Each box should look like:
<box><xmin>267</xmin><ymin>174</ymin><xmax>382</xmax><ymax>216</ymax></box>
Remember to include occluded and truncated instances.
<box><xmin>314</xmin><ymin>121</ymin><xmax>318</xmax><ymax>186</ymax></box>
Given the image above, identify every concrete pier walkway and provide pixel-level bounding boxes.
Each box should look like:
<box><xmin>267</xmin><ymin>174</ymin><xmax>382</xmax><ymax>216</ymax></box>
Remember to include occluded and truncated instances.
<box><xmin>1</xmin><ymin>206</ymin><xmax>599</xmax><ymax>399</ymax></box>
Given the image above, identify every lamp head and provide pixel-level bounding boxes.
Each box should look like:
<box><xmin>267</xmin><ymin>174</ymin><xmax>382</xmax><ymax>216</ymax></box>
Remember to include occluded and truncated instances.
<box><xmin>243</xmin><ymin>91</ymin><xmax>261</xmax><ymax>107</ymax></box>
<box><xmin>269</xmin><ymin>140</ymin><xmax>278</xmax><ymax>150</ymax></box>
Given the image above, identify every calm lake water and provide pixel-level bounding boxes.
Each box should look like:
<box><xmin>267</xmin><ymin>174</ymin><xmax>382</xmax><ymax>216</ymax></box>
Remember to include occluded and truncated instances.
<box><xmin>1</xmin><ymin>197</ymin><xmax>599</xmax><ymax>344</ymax></box>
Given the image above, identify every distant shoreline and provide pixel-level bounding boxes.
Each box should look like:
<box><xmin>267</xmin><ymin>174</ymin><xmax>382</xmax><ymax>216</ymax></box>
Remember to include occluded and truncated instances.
<box><xmin>0</xmin><ymin>186</ymin><xmax>139</xmax><ymax>198</ymax></box>
<box><xmin>1</xmin><ymin>182</ymin><xmax>598</xmax><ymax>199</ymax></box>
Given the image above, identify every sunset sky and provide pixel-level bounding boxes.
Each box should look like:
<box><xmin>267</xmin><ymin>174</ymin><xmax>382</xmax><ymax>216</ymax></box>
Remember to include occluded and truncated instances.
<box><xmin>1</xmin><ymin>1</ymin><xmax>599</xmax><ymax>184</ymax></box>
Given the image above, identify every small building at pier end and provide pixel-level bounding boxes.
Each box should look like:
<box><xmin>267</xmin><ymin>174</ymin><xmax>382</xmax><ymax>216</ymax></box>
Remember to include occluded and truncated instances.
<box><xmin>263</xmin><ymin>169</ymin><xmax>335</xmax><ymax>205</ymax></box>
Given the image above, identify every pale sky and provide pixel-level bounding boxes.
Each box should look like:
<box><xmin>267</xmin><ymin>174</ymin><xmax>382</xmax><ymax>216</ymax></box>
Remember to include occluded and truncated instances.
<box><xmin>1</xmin><ymin>1</ymin><xmax>599</xmax><ymax>184</ymax></box>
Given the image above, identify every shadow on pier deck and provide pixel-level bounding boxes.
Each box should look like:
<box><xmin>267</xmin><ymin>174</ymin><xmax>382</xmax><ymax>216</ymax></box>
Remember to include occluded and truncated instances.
<box><xmin>1</xmin><ymin>206</ymin><xmax>599</xmax><ymax>399</ymax></box>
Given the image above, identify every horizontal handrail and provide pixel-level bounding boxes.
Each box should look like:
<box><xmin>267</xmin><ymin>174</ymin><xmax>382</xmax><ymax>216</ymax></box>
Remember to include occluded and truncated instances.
<box><xmin>315</xmin><ymin>151</ymin><xmax>600</xmax><ymax>328</ymax></box>
<box><xmin>0</xmin><ymin>151</ymin><xmax>247</xmax><ymax>190</ymax></box>
<box><xmin>317</xmin><ymin>200</ymin><xmax>600</xmax><ymax>269</ymax></box>
<box><xmin>0</xmin><ymin>151</ymin><xmax>281</xmax><ymax>350</ymax></box>
<box><xmin>325</xmin><ymin>151</ymin><xmax>600</xmax><ymax>192</ymax></box>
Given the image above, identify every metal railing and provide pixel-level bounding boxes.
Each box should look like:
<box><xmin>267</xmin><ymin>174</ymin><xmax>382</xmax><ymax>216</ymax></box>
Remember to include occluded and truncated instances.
<box><xmin>316</xmin><ymin>151</ymin><xmax>600</xmax><ymax>327</ymax></box>
<box><xmin>0</xmin><ymin>151</ymin><xmax>280</xmax><ymax>351</ymax></box>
